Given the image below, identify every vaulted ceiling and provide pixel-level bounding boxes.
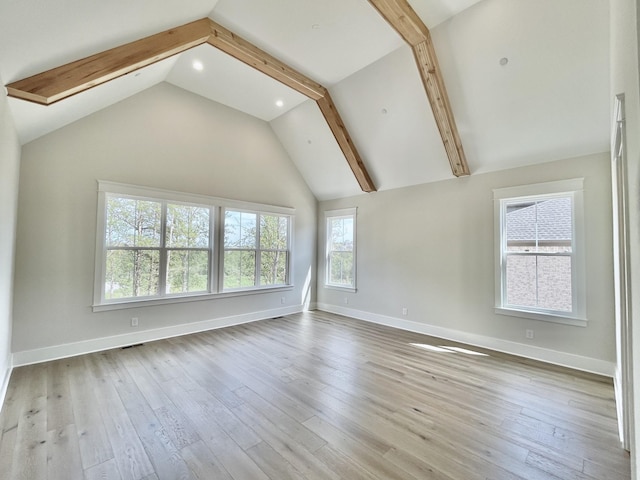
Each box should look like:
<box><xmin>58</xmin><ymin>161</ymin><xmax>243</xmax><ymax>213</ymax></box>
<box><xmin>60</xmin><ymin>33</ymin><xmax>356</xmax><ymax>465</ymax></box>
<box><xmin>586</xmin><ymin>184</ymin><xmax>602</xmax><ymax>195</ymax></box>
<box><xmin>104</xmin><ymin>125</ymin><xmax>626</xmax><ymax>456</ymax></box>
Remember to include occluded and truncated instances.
<box><xmin>0</xmin><ymin>0</ymin><xmax>609</xmax><ymax>200</ymax></box>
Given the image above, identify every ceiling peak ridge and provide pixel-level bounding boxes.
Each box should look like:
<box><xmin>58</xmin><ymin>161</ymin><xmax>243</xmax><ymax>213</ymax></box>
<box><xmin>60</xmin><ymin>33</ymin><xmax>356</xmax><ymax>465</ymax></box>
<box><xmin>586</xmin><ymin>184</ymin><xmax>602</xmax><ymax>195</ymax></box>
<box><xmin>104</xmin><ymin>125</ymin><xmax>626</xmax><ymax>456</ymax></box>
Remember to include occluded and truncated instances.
<box><xmin>5</xmin><ymin>17</ymin><xmax>376</xmax><ymax>193</ymax></box>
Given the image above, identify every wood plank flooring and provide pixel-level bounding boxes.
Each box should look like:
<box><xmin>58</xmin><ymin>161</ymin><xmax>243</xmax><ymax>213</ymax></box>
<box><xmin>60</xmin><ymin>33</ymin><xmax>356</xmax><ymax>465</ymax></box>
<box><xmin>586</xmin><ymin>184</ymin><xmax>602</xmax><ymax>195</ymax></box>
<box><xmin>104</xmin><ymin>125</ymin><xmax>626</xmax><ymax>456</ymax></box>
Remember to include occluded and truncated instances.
<box><xmin>0</xmin><ymin>311</ymin><xmax>630</xmax><ymax>479</ymax></box>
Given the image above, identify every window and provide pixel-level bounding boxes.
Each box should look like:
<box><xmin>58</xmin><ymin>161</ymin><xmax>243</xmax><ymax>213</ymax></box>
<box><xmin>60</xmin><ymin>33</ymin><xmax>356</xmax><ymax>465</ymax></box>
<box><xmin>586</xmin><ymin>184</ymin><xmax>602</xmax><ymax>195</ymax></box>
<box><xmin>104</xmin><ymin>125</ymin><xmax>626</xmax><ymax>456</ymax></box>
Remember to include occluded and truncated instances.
<box><xmin>104</xmin><ymin>196</ymin><xmax>211</xmax><ymax>300</ymax></box>
<box><xmin>223</xmin><ymin>210</ymin><xmax>290</xmax><ymax>290</ymax></box>
<box><xmin>94</xmin><ymin>181</ymin><xmax>293</xmax><ymax>310</ymax></box>
<box><xmin>325</xmin><ymin>208</ymin><xmax>356</xmax><ymax>290</ymax></box>
<box><xmin>494</xmin><ymin>179</ymin><xmax>586</xmax><ymax>326</ymax></box>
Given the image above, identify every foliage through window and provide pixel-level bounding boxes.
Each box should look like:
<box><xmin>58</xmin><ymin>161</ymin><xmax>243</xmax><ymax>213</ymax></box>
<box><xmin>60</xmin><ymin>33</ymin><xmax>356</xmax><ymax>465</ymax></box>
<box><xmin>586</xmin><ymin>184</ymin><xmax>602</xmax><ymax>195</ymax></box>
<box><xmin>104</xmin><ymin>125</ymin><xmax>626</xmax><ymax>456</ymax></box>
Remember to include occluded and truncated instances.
<box><xmin>223</xmin><ymin>210</ymin><xmax>290</xmax><ymax>290</ymax></box>
<box><xmin>494</xmin><ymin>179</ymin><xmax>586</xmax><ymax>325</ymax></box>
<box><xmin>104</xmin><ymin>196</ymin><xmax>211</xmax><ymax>300</ymax></box>
<box><xmin>94</xmin><ymin>182</ymin><xmax>294</xmax><ymax>309</ymax></box>
<box><xmin>325</xmin><ymin>208</ymin><xmax>356</xmax><ymax>289</ymax></box>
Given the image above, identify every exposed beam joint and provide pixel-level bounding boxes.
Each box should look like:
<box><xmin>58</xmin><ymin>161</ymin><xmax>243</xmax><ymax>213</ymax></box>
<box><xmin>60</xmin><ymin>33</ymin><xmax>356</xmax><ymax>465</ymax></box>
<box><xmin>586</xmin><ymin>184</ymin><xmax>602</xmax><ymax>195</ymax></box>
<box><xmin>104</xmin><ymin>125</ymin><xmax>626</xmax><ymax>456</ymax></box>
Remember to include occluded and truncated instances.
<box><xmin>5</xmin><ymin>17</ymin><xmax>376</xmax><ymax>193</ymax></box>
<box><xmin>368</xmin><ymin>0</ymin><xmax>469</xmax><ymax>177</ymax></box>
<box><xmin>6</xmin><ymin>19</ymin><xmax>211</xmax><ymax>105</ymax></box>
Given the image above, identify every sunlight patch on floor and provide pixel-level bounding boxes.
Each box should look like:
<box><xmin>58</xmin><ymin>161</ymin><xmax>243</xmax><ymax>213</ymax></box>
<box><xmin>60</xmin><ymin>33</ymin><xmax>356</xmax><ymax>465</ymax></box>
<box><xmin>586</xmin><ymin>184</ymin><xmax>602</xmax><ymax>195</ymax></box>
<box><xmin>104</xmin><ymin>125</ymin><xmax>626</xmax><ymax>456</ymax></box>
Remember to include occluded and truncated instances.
<box><xmin>410</xmin><ymin>343</ymin><xmax>489</xmax><ymax>356</ymax></box>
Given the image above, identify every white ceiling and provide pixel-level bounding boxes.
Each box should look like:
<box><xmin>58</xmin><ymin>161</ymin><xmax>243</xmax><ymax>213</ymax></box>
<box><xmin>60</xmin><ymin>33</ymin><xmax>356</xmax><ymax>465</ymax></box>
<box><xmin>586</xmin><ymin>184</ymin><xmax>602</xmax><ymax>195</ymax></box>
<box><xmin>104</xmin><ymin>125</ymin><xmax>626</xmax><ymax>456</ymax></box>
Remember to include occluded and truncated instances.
<box><xmin>0</xmin><ymin>0</ymin><xmax>610</xmax><ymax>201</ymax></box>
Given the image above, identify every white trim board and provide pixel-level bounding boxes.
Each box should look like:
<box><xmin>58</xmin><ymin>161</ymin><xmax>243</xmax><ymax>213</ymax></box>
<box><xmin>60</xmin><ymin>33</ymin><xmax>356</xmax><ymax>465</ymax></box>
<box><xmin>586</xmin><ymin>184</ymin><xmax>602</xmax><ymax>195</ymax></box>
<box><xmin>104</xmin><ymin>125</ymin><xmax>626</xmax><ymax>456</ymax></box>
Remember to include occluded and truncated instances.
<box><xmin>316</xmin><ymin>303</ymin><xmax>615</xmax><ymax>377</ymax></box>
<box><xmin>0</xmin><ymin>357</ymin><xmax>12</xmax><ymax>414</ymax></box>
<box><xmin>12</xmin><ymin>305</ymin><xmax>303</xmax><ymax>367</ymax></box>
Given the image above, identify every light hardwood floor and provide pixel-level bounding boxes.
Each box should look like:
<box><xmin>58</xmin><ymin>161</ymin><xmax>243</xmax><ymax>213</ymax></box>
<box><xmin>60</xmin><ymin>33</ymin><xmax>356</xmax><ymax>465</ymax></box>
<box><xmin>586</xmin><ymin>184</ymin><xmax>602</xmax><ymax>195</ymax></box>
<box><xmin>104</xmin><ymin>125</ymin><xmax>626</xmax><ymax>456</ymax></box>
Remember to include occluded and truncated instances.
<box><xmin>0</xmin><ymin>311</ymin><xmax>630</xmax><ymax>479</ymax></box>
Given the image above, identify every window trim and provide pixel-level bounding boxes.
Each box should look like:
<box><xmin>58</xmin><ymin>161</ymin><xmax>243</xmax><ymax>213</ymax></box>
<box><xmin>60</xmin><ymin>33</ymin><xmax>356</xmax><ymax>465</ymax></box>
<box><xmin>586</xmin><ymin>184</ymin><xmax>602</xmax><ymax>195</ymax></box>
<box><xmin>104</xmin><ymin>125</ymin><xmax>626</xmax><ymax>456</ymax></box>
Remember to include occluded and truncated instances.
<box><xmin>221</xmin><ymin>208</ymin><xmax>292</xmax><ymax>292</ymax></box>
<box><xmin>324</xmin><ymin>207</ymin><xmax>357</xmax><ymax>292</ymax></box>
<box><xmin>493</xmin><ymin>178</ymin><xmax>587</xmax><ymax>327</ymax></box>
<box><xmin>93</xmin><ymin>181</ymin><xmax>294</xmax><ymax>312</ymax></box>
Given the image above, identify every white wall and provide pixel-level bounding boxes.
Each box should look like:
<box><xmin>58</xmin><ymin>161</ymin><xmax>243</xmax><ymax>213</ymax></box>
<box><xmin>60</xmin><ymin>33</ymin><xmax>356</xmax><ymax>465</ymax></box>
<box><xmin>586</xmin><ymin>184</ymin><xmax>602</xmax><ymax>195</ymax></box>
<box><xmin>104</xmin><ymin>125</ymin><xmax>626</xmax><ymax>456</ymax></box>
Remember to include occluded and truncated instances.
<box><xmin>318</xmin><ymin>153</ymin><xmax>615</xmax><ymax>374</ymax></box>
<box><xmin>12</xmin><ymin>83</ymin><xmax>317</xmax><ymax>361</ymax></box>
<box><xmin>0</xmin><ymin>76</ymin><xmax>21</xmax><ymax>400</ymax></box>
<box><xmin>610</xmin><ymin>0</ymin><xmax>640</xmax><ymax>475</ymax></box>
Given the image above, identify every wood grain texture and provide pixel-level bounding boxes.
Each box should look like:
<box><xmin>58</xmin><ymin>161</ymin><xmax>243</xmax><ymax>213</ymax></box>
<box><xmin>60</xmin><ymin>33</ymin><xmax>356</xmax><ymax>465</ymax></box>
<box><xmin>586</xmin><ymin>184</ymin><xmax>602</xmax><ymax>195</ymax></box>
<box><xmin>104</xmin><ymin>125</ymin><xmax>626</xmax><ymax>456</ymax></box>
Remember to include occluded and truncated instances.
<box><xmin>6</xmin><ymin>17</ymin><xmax>377</xmax><ymax>193</ymax></box>
<box><xmin>6</xmin><ymin>19</ymin><xmax>211</xmax><ymax>105</ymax></box>
<box><xmin>0</xmin><ymin>311</ymin><xmax>630</xmax><ymax>479</ymax></box>
<box><xmin>316</xmin><ymin>93</ymin><xmax>377</xmax><ymax>192</ymax></box>
<box><xmin>368</xmin><ymin>0</ymin><xmax>470</xmax><ymax>177</ymax></box>
<box><xmin>206</xmin><ymin>20</ymin><xmax>325</xmax><ymax>100</ymax></box>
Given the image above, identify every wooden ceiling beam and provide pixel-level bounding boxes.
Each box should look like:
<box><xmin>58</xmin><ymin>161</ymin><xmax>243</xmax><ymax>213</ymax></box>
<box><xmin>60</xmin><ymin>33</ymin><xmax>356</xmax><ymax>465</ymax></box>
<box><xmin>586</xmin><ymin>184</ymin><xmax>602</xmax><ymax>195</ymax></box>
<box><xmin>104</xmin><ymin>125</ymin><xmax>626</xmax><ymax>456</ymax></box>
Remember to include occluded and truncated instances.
<box><xmin>5</xmin><ymin>18</ymin><xmax>376</xmax><ymax>193</ymax></box>
<box><xmin>6</xmin><ymin>19</ymin><xmax>211</xmax><ymax>105</ymax></box>
<box><xmin>206</xmin><ymin>21</ymin><xmax>326</xmax><ymax>101</ymax></box>
<box><xmin>368</xmin><ymin>0</ymin><xmax>470</xmax><ymax>177</ymax></box>
<box><xmin>205</xmin><ymin>20</ymin><xmax>376</xmax><ymax>193</ymax></box>
<box><xmin>317</xmin><ymin>93</ymin><xmax>376</xmax><ymax>192</ymax></box>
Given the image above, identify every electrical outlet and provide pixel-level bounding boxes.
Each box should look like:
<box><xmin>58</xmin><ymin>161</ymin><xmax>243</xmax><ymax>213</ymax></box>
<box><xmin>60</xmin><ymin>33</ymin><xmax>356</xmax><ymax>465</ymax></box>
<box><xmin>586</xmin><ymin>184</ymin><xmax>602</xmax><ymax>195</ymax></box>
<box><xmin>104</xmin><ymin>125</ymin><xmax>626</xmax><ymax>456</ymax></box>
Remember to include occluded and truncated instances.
<box><xmin>525</xmin><ymin>329</ymin><xmax>534</xmax><ymax>339</ymax></box>
<box><xmin>280</xmin><ymin>296</ymin><xmax>285</xmax><ymax>304</ymax></box>
<box><xmin>402</xmin><ymin>307</ymin><xmax>408</xmax><ymax>316</ymax></box>
<box><xmin>131</xmin><ymin>317</ymin><xmax>139</xmax><ymax>327</ymax></box>
<box><xmin>344</xmin><ymin>297</ymin><xmax>349</xmax><ymax>305</ymax></box>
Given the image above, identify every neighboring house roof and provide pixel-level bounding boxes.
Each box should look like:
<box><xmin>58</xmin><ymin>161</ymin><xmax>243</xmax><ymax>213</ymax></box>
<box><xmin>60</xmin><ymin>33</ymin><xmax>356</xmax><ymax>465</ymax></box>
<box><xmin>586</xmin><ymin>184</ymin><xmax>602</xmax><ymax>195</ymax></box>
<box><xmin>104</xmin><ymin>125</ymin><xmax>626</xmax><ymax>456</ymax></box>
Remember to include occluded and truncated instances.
<box><xmin>0</xmin><ymin>0</ymin><xmax>610</xmax><ymax>200</ymax></box>
<box><xmin>506</xmin><ymin>197</ymin><xmax>572</xmax><ymax>242</ymax></box>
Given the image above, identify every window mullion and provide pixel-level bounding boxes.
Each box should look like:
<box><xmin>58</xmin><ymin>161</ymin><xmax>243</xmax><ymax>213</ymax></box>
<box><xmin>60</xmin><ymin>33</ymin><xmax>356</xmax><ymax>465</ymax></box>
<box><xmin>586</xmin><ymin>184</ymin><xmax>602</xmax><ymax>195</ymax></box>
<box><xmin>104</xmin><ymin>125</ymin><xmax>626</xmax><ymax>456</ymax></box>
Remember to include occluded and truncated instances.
<box><xmin>158</xmin><ymin>201</ymin><xmax>168</xmax><ymax>296</ymax></box>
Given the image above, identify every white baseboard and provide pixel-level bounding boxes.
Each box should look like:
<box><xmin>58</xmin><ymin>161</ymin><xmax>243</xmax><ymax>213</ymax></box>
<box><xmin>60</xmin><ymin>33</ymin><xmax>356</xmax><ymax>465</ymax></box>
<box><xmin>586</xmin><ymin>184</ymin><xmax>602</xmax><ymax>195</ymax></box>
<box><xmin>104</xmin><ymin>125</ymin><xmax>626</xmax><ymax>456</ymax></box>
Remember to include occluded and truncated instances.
<box><xmin>0</xmin><ymin>355</ymin><xmax>12</xmax><ymax>412</ymax></box>
<box><xmin>317</xmin><ymin>303</ymin><xmax>615</xmax><ymax>378</ymax></box>
<box><xmin>12</xmin><ymin>305</ymin><xmax>304</xmax><ymax>367</ymax></box>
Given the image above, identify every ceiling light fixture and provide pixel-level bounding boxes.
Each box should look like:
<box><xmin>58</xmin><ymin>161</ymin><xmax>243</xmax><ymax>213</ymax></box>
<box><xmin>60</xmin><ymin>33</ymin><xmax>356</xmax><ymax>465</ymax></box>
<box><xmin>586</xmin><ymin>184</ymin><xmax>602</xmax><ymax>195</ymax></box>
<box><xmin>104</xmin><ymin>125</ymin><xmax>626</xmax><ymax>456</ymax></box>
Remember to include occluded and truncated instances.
<box><xmin>499</xmin><ymin>57</ymin><xmax>509</xmax><ymax>66</ymax></box>
<box><xmin>275</xmin><ymin>99</ymin><xmax>284</xmax><ymax>108</ymax></box>
<box><xmin>192</xmin><ymin>60</ymin><xmax>204</xmax><ymax>71</ymax></box>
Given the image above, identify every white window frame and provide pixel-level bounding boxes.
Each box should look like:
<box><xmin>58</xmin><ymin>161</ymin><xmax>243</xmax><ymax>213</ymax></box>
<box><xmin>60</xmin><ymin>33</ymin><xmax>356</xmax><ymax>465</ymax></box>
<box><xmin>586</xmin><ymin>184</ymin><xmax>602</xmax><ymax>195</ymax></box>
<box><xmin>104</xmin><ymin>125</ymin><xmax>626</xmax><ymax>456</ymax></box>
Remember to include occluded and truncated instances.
<box><xmin>222</xmin><ymin>208</ymin><xmax>292</xmax><ymax>292</ymax></box>
<box><xmin>325</xmin><ymin>208</ymin><xmax>357</xmax><ymax>292</ymax></box>
<box><xmin>493</xmin><ymin>178</ymin><xmax>587</xmax><ymax>327</ymax></box>
<box><xmin>93</xmin><ymin>181</ymin><xmax>294</xmax><ymax>312</ymax></box>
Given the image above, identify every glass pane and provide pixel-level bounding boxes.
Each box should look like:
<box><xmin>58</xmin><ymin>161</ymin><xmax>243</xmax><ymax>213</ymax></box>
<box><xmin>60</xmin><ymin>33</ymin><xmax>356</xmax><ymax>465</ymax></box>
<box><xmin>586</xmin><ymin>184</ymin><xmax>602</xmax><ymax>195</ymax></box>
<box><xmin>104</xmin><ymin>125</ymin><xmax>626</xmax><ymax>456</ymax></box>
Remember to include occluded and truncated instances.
<box><xmin>106</xmin><ymin>197</ymin><xmax>161</xmax><ymax>247</ymax></box>
<box><xmin>260</xmin><ymin>215</ymin><xmax>288</xmax><ymax>250</ymax></box>
<box><xmin>505</xmin><ymin>255</ymin><xmax>537</xmax><ymax>308</ymax></box>
<box><xmin>329</xmin><ymin>217</ymin><xmax>353</xmax><ymax>252</ymax></box>
<box><xmin>166</xmin><ymin>204</ymin><xmax>210</xmax><ymax>248</ymax></box>
<box><xmin>537</xmin><ymin>256</ymin><xmax>572</xmax><ymax>312</ymax></box>
<box><xmin>260</xmin><ymin>251</ymin><xmax>287</xmax><ymax>286</ymax></box>
<box><xmin>505</xmin><ymin>198</ymin><xmax>572</xmax><ymax>253</ymax></box>
<box><xmin>105</xmin><ymin>249</ymin><xmax>159</xmax><ymax>299</ymax></box>
<box><xmin>166</xmin><ymin>250</ymin><xmax>209</xmax><ymax>294</ymax></box>
<box><xmin>224</xmin><ymin>211</ymin><xmax>256</xmax><ymax>248</ymax></box>
<box><xmin>224</xmin><ymin>250</ymin><xmax>256</xmax><ymax>289</ymax></box>
<box><xmin>537</xmin><ymin>197</ymin><xmax>572</xmax><ymax>246</ymax></box>
<box><xmin>329</xmin><ymin>251</ymin><xmax>354</xmax><ymax>286</ymax></box>
<box><xmin>505</xmin><ymin>202</ymin><xmax>536</xmax><ymax>253</ymax></box>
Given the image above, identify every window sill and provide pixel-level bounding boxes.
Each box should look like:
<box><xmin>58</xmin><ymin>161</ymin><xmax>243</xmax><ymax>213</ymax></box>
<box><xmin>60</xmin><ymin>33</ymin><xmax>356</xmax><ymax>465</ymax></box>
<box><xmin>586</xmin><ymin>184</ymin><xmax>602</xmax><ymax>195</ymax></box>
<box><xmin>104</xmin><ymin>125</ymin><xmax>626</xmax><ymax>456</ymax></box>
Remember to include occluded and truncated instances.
<box><xmin>324</xmin><ymin>284</ymin><xmax>357</xmax><ymax>293</ymax></box>
<box><xmin>93</xmin><ymin>285</ymin><xmax>294</xmax><ymax>312</ymax></box>
<box><xmin>495</xmin><ymin>307</ymin><xmax>587</xmax><ymax>327</ymax></box>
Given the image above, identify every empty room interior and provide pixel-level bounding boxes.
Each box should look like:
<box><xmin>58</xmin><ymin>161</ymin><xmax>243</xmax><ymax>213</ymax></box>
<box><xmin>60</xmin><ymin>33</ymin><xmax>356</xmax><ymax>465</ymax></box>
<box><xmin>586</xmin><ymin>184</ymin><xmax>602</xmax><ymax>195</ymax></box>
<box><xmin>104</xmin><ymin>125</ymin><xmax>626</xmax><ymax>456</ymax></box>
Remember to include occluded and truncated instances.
<box><xmin>1</xmin><ymin>0</ymin><xmax>640</xmax><ymax>479</ymax></box>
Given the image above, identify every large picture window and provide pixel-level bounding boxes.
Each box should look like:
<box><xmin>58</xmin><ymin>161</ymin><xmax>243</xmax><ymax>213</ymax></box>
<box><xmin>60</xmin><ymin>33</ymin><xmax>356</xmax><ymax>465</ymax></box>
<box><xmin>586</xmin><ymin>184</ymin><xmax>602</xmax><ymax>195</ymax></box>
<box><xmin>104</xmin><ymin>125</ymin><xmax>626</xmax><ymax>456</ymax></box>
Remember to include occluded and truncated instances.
<box><xmin>325</xmin><ymin>208</ymin><xmax>356</xmax><ymax>290</ymax></box>
<box><xmin>494</xmin><ymin>179</ymin><xmax>586</xmax><ymax>326</ymax></box>
<box><xmin>94</xmin><ymin>181</ymin><xmax>293</xmax><ymax>310</ymax></box>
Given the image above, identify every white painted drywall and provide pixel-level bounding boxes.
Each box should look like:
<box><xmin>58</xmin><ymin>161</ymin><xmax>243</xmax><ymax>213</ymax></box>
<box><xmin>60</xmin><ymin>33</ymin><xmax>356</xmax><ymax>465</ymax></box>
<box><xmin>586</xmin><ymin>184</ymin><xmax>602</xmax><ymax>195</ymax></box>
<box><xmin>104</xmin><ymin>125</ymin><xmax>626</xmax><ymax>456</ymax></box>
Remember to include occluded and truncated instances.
<box><xmin>318</xmin><ymin>153</ymin><xmax>615</xmax><ymax>369</ymax></box>
<box><xmin>12</xmin><ymin>83</ymin><xmax>317</xmax><ymax>355</ymax></box>
<box><xmin>0</xmin><ymin>76</ymin><xmax>20</xmax><ymax>398</ymax></box>
<box><xmin>610</xmin><ymin>0</ymin><xmax>640</xmax><ymax>473</ymax></box>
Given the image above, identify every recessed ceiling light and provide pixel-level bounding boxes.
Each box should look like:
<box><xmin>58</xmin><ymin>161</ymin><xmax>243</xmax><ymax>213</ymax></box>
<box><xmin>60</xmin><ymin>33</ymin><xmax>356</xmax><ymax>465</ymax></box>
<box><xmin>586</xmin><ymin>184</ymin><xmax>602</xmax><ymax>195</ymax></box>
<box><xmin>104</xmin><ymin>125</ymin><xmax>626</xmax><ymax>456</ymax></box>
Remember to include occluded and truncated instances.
<box><xmin>499</xmin><ymin>57</ymin><xmax>509</xmax><ymax>66</ymax></box>
<box><xmin>381</xmin><ymin>108</ymin><xmax>388</xmax><ymax>114</ymax></box>
<box><xmin>275</xmin><ymin>99</ymin><xmax>284</xmax><ymax>108</ymax></box>
<box><xmin>312</xmin><ymin>24</ymin><xmax>320</xmax><ymax>29</ymax></box>
<box><xmin>192</xmin><ymin>60</ymin><xmax>204</xmax><ymax>71</ymax></box>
